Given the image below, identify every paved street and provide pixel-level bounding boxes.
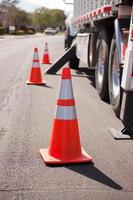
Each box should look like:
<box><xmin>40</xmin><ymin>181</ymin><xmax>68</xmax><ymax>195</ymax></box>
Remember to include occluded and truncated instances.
<box><xmin>0</xmin><ymin>34</ymin><xmax>133</xmax><ymax>200</ymax></box>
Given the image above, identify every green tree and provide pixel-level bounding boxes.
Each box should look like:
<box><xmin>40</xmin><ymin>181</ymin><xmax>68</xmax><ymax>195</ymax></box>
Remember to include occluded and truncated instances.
<box><xmin>31</xmin><ymin>7</ymin><xmax>66</xmax><ymax>31</ymax></box>
<box><xmin>12</xmin><ymin>8</ymin><xmax>31</xmax><ymax>29</ymax></box>
<box><xmin>50</xmin><ymin>9</ymin><xmax>66</xmax><ymax>28</ymax></box>
<box><xmin>0</xmin><ymin>0</ymin><xmax>32</xmax><ymax>33</ymax></box>
<box><xmin>0</xmin><ymin>0</ymin><xmax>20</xmax><ymax>31</ymax></box>
<box><xmin>1</xmin><ymin>0</ymin><xmax>19</xmax><ymax>6</ymax></box>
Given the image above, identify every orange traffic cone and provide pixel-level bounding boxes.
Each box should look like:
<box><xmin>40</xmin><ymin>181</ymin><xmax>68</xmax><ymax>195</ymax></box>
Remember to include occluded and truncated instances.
<box><xmin>40</xmin><ymin>67</ymin><xmax>92</xmax><ymax>164</ymax></box>
<box><xmin>42</xmin><ymin>42</ymin><xmax>51</xmax><ymax>64</ymax></box>
<box><xmin>27</xmin><ymin>48</ymin><xmax>45</xmax><ymax>85</ymax></box>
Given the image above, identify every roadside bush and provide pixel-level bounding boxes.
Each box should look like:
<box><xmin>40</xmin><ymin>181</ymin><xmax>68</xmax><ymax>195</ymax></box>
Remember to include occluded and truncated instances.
<box><xmin>0</xmin><ymin>27</ymin><xmax>5</xmax><ymax>35</ymax></box>
<box><xmin>26</xmin><ymin>29</ymin><xmax>35</xmax><ymax>35</ymax></box>
<box><xmin>12</xmin><ymin>30</ymin><xmax>26</xmax><ymax>35</ymax></box>
<box><xmin>10</xmin><ymin>29</ymin><xmax>35</xmax><ymax>35</ymax></box>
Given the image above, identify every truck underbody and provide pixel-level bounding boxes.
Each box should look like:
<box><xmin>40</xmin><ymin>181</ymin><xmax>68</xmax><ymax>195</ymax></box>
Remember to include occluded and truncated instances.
<box><xmin>71</xmin><ymin>0</ymin><xmax>132</xmax><ymax>118</ymax></box>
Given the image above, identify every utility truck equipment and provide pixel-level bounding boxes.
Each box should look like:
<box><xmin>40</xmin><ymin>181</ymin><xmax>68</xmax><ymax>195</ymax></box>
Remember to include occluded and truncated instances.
<box><xmin>66</xmin><ymin>0</ymin><xmax>132</xmax><ymax>116</ymax></box>
<box><xmin>64</xmin><ymin>0</ymin><xmax>133</xmax><ymax>139</ymax></box>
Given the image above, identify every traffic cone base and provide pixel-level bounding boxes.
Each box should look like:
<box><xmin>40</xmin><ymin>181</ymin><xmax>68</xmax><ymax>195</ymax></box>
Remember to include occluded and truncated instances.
<box><xmin>42</xmin><ymin>54</ymin><xmax>51</xmax><ymax>64</ymax></box>
<box><xmin>40</xmin><ymin>119</ymin><xmax>92</xmax><ymax>164</ymax></box>
<box><xmin>27</xmin><ymin>80</ymin><xmax>45</xmax><ymax>85</ymax></box>
<box><xmin>48</xmin><ymin>119</ymin><xmax>82</xmax><ymax>159</ymax></box>
<box><xmin>39</xmin><ymin>148</ymin><xmax>92</xmax><ymax>164</ymax></box>
<box><xmin>42</xmin><ymin>42</ymin><xmax>51</xmax><ymax>64</ymax></box>
<box><xmin>27</xmin><ymin>65</ymin><xmax>45</xmax><ymax>85</ymax></box>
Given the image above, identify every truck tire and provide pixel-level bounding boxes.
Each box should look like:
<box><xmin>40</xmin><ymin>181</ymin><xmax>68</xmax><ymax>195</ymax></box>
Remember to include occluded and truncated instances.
<box><xmin>88</xmin><ymin>33</ymin><xmax>97</xmax><ymax>67</ymax></box>
<box><xmin>108</xmin><ymin>36</ymin><xmax>122</xmax><ymax>117</ymax></box>
<box><xmin>95</xmin><ymin>29</ymin><xmax>109</xmax><ymax>100</ymax></box>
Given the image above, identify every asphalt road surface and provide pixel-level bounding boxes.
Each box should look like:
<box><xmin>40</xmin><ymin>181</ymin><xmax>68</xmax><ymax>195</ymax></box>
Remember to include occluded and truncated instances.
<box><xmin>0</xmin><ymin>34</ymin><xmax>133</xmax><ymax>200</ymax></box>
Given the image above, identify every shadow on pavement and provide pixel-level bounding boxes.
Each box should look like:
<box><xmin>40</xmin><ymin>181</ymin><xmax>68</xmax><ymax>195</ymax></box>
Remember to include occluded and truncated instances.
<box><xmin>75</xmin><ymin>67</ymin><xmax>110</xmax><ymax>104</ymax></box>
<box><xmin>75</xmin><ymin>67</ymin><xmax>95</xmax><ymax>88</ymax></box>
<box><xmin>66</xmin><ymin>163</ymin><xmax>123</xmax><ymax>190</ymax></box>
<box><xmin>30</xmin><ymin>84</ymin><xmax>53</xmax><ymax>88</ymax></box>
<box><xmin>45</xmin><ymin>67</ymin><xmax>96</xmax><ymax>87</ymax></box>
<box><xmin>45</xmin><ymin>67</ymin><xmax>95</xmax><ymax>78</ymax></box>
<box><xmin>46</xmin><ymin>162</ymin><xmax>122</xmax><ymax>190</ymax></box>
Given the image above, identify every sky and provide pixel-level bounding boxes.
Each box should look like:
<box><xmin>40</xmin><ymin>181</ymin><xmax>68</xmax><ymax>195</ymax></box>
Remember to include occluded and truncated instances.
<box><xmin>17</xmin><ymin>0</ymin><xmax>73</xmax><ymax>13</ymax></box>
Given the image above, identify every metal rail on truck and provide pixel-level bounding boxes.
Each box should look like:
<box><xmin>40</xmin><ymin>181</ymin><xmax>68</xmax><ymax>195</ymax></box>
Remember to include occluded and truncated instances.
<box><xmin>73</xmin><ymin>0</ymin><xmax>117</xmax><ymax>26</ymax></box>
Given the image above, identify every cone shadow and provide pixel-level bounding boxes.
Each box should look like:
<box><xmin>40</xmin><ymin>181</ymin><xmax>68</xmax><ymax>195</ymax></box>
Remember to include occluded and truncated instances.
<box><xmin>65</xmin><ymin>163</ymin><xmax>123</xmax><ymax>190</ymax></box>
<box><xmin>31</xmin><ymin>84</ymin><xmax>53</xmax><ymax>88</ymax></box>
<box><xmin>45</xmin><ymin>162</ymin><xmax>122</xmax><ymax>190</ymax></box>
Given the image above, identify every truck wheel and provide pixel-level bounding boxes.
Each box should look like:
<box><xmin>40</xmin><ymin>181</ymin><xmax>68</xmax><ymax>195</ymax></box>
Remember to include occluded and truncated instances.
<box><xmin>108</xmin><ymin>36</ymin><xmax>121</xmax><ymax>117</ymax></box>
<box><xmin>88</xmin><ymin>33</ymin><xmax>97</xmax><ymax>67</ymax></box>
<box><xmin>69</xmin><ymin>45</ymin><xmax>79</xmax><ymax>69</ymax></box>
<box><xmin>95</xmin><ymin>29</ymin><xmax>109</xmax><ymax>100</ymax></box>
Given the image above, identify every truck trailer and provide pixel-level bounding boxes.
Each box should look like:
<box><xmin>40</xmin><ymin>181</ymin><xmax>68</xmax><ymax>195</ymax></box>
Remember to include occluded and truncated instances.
<box><xmin>65</xmin><ymin>0</ymin><xmax>133</xmax><ymax>119</ymax></box>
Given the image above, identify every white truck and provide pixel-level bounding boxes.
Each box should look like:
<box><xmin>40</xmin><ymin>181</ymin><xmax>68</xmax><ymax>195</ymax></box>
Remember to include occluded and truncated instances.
<box><xmin>65</xmin><ymin>0</ymin><xmax>132</xmax><ymax>119</ymax></box>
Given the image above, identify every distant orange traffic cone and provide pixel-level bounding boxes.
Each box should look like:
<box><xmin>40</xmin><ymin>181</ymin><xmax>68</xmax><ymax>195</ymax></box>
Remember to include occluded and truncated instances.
<box><xmin>40</xmin><ymin>67</ymin><xmax>92</xmax><ymax>164</ymax></box>
<box><xmin>42</xmin><ymin>42</ymin><xmax>51</xmax><ymax>64</ymax></box>
<box><xmin>27</xmin><ymin>48</ymin><xmax>45</xmax><ymax>85</ymax></box>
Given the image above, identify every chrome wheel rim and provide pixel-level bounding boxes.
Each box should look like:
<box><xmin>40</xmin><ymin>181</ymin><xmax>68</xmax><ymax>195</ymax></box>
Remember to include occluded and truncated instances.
<box><xmin>111</xmin><ymin>48</ymin><xmax>120</xmax><ymax>101</ymax></box>
<box><xmin>97</xmin><ymin>43</ymin><xmax>104</xmax><ymax>89</ymax></box>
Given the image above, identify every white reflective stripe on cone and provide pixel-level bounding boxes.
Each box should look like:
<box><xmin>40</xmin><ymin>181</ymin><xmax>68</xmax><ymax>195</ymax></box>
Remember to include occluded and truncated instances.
<box><xmin>32</xmin><ymin>61</ymin><xmax>40</xmax><ymax>68</ymax></box>
<box><xmin>44</xmin><ymin>49</ymin><xmax>48</xmax><ymax>53</ymax></box>
<box><xmin>45</xmin><ymin>44</ymin><xmax>48</xmax><ymax>52</ymax></box>
<box><xmin>55</xmin><ymin>105</ymin><xmax>77</xmax><ymax>120</ymax></box>
<box><xmin>58</xmin><ymin>80</ymin><xmax>74</xmax><ymax>100</ymax></box>
<box><xmin>34</xmin><ymin>52</ymin><xmax>39</xmax><ymax>60</ymax></box>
